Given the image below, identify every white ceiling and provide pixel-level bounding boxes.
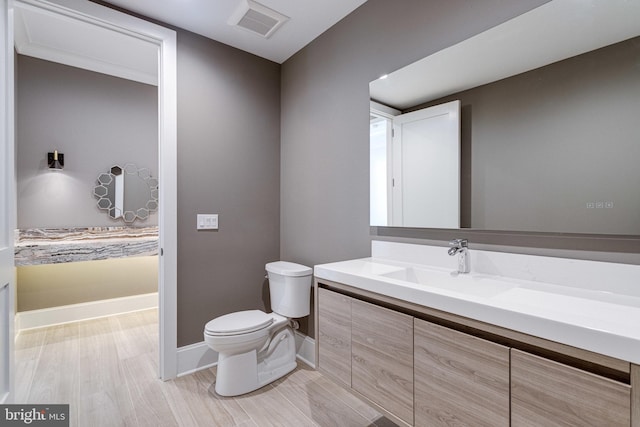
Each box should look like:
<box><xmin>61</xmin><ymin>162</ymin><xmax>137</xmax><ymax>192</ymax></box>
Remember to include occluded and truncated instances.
<box><xmin>13</xmin><ymin>0</ymin><xmax>366</xmax><ymax>85</ymax></box>
<box><xmin>102</xmin><ymin>0</ymin><xmax>368</xmax><ymax>64</ymax></box>
<box><xmin>14</xmin><ymin>4</ymin><xmax>159</xmax><ymax>85</ymax></box>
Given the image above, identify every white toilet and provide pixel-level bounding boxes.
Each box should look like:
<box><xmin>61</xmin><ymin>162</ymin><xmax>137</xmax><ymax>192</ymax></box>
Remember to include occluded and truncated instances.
<box><xmin>203</xmin><ymin>261</ymin><xmax>312</xmax><ymax>396</ymax></box>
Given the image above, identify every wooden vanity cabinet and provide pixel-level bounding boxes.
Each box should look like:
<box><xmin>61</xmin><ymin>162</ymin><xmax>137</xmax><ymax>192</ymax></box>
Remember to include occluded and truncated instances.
<box><xmin>414</xmin><ymin>318</ymin><xmax>510</xmax><ymax>427</ymax></box>
<box><xmin>633</xmin><ymin>364</ymin><xmax>640</xmax><ymax>427</ymax></box>
<box><xmin>316</xmin><ymin>282</ymin><xmax>638</xmax><ymax>426</ymax></box>
<box><xmin>317</xmin><ymin>287</ymin><xmax>352</xmax><ymax>387</ymax></box>
<box><xmin>511</xmin><ymin>349</ymin><xmax>631</xmax><ymax>427</ymax></box>
<box><xmin>351</xmin><ymin>299</ymin><xmax>414</xmax><ymax>425</ymax></box>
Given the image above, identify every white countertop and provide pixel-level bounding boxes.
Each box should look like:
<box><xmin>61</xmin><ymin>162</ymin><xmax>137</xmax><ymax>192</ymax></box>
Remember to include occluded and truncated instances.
<box><xmin>314</xmin><ymin>254</ymin><xmax>640</xmax><ymax>365</ymax></box>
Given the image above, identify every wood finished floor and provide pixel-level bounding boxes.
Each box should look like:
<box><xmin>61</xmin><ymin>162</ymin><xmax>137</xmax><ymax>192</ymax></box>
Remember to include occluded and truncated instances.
<box><xmin>14</xmin><ymin>309</ymin><xmax>397</xmax><ymax>427</ymax></box>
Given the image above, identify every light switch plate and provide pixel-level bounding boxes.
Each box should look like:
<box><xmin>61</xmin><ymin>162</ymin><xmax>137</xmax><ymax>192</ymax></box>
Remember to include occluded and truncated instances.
<box><xmin>197</xmin><ymin>214</ymin><xmax>219</xmax><ymax>230</ymax></box>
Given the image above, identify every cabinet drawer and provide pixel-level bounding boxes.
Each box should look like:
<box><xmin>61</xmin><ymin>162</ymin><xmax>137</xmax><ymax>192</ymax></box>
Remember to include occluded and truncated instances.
<box><xmin>414</xmin><ymin>318</ymin><xmax>510</xmax><ymax>427</ymax></box>
<box><xmin>511</xmin><ymin>349</ymin><xmax>631</xmax><ymax>427</ymax></box>
<box><xmin>317</xmin><ymin>288</ymin><xmax>352</xmax><ymax>387</ymax></box>
<box><xmin>351</xmin><ymin>299</ymin><xmax>413</xmax><ymax>425</ymax></box>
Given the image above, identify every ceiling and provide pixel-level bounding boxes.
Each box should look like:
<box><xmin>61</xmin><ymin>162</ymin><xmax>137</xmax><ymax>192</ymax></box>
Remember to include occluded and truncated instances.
<box><xmin>102</xmin><ymin>0</ymin><xmax>368</xmax><ymax>64</ymax></box>
<box><xmin>13</xmin><ymin>0</ymin><xmax>366</xmax><ymax>86</ymax></box>
<box><xmin>14</xmin><ymin>4</ymin><xmax>160</xmax><ymax>85</ymax></box>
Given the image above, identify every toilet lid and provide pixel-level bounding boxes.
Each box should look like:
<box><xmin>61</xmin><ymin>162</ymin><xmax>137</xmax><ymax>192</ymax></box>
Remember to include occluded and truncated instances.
<box><xmin>266</xmin><ymin>261</ymin><xmax>312</xmax><ymax>277</ymax></box>
<box><xmin>205</xmin><ymin>310</ymin><xmax>274</xmax><ymax>335</ymax></box>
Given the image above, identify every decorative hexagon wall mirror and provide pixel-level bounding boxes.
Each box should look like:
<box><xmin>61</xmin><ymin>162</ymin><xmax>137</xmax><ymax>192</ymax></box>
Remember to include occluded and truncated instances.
<box><xmin>93</xmin><ymin>163</ymin><xmax>158</xmax><ymax>223</ymax></box>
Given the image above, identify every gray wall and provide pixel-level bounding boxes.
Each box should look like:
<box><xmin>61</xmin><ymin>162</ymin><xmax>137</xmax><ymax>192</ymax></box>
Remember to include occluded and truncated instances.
<box><xmin>280</xmin><ymin>0</ymin><xmax>552</xmax><ymax>266</ymax></box>
<box><xmin>408</xmin><ymin>37</ymin><xmax>640</xmax><ymax>235</ymax></box>
<box><xmin>280</xmin><ymin>0</ymin><xmax>557</xmax><ymax>337</ymax></box>
<box><xmin>16</xmin><ymin>55</ymin><xmax>158</xmax><ymax>228</ymax></box>
<box><xmin>176</xmin><ymin>31</ymin><xmax>281</xmax><ymax>347</ymax></box>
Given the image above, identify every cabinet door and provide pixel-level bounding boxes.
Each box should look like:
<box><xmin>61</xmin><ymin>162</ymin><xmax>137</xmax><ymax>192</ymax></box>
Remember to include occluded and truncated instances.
<box><xmin>632</xmin><ymin>364</ymin><xmax>640</xmax><ymax>427</ymax></box>
<box><xmin>317</xmin><ymin>288</ymin><xmax>352</xmax><ymax>387</ymax></box>
<box><xmin>511</xmin><ymin>349</ymin><xmax>631</xmax><ymax>427</ymax></box>
<box><xmin>414</xmin><ymin>319</ymin><xmax>509</xmax><ymax>427</ymax></box>
<box><xmin>351</xmin><ymin>299</ymin><xmax>413</xmax><ymax>425</ymax></box>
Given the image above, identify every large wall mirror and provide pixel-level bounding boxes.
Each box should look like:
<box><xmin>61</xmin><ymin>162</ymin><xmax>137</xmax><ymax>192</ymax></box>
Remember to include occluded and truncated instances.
<box><xmin>370</xmin><ymin>0</ymin><xmax>640</xmax><ymax>235</ymax></box>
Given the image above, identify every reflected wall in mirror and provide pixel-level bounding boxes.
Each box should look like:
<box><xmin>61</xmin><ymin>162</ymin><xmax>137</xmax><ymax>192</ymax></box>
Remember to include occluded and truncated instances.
<box><xmin>93</xmin><ymin>163</ymin><xmax>158</xmax><ymax>223</ymax></box>
<box><xmin>369</xmin><ymin>0</ymin><xmax>640</xmax><ymax>235</ymax></box>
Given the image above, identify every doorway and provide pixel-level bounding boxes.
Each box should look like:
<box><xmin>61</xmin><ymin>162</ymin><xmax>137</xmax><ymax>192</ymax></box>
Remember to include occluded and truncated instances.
<box><xmin>2</xmin><ymin>0</ymin><xmax>178</xmax><ymax>399</ymax></box>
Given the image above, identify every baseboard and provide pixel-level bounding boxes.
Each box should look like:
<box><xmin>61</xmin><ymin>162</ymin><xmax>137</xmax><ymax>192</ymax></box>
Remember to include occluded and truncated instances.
<box><xmin>176</xmin><ymin>332</ymin><xmax>316</xmax><ymax>377</ymax></box>
<box><xmin>15</xmin><ymin>292</ymin><xmax>158</xmax><ymax>332</ymax></box>
<box><xmin>294</xmin><ymin>330</ymin><xmax>316</xmax><ymax>368</ymax></box>
<box><xmin>177</xmin><ymin>342</ymin><xmax>218</xmax><ymax>377</ymax></box>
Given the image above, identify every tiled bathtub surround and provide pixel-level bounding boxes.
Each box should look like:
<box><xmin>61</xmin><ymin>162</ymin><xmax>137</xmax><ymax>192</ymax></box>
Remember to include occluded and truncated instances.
<box><xmin>15</xmin><ymin>226</ymin><xmax>158</xmax><ymax>266</ymax></box>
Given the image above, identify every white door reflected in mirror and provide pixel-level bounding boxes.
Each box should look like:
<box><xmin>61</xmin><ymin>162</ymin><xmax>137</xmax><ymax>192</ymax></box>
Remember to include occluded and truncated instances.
<box><xmin>370</xmin><ymin>100</ymin><xmax>460</xmax><ymax>228</ymax></box>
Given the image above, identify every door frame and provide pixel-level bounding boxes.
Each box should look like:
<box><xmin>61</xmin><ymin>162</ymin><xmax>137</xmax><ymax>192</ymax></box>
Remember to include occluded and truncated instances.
<box><xmin>8</xmin><ymin>0</ymin><xmax>178</xmax><ymax>380</ymax></box>
<box><xmin>0</xmin><ymin>0</ymin><xmax>16</xmax><ymax>403</ymax></box>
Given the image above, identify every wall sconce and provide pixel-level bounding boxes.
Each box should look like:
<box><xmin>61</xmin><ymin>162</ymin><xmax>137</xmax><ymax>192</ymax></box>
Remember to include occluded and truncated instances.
<box><xmin>47</xmin><ymin>150</ymin><xmax>64</xmax><ymax>170</ymax></box>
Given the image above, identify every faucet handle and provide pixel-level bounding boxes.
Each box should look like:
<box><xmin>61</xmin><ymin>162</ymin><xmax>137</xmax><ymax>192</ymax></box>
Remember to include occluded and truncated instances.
<box><xmin>449</xmin><ymin>238</ymin><xmax>468</xmax><ymax>248</ymax></box>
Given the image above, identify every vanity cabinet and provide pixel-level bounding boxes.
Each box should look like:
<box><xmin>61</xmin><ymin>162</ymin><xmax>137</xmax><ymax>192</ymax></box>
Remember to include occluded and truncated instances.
<box><xmin>511</xmin><ymin>349</ymin><xmax>631</xmax><ymax>427</ymax></box>
<box><xmin>351</xmin><ymin>299</ymin><xmax>413</xmax><ymax>425</ymax></box>
<box><xmin>316</xmin><ymin>282</ymin><xmax>636</xmax><ymax>426</ymax></box>
<box><xmin>317</xmin><ymin>287</ymin><xmax>352</xmax><ymax>387</ymax></box>
<box><xmin>414</xmin><ymin>318</ymin><xmax>510</xmax><ymax>427</ymax></box>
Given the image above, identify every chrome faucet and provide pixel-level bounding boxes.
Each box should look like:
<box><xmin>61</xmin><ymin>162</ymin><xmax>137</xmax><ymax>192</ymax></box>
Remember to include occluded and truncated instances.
<box><xmin>448</xmin><ymin>239</ymin><xmax>470</xmax><ymax>274</ymax></box>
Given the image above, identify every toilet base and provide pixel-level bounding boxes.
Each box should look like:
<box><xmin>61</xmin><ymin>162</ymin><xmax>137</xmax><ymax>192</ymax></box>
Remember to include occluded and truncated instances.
<box><xmin>214</xmin><ymin>326</ymin><xmax>297</xmax><ymax>397</ymax></box>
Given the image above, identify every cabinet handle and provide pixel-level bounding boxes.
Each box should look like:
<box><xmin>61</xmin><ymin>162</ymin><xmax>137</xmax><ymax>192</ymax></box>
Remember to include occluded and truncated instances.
<box><xmin>1</xmin><ymin>283</ymin><xmax>8</xmax><ymax>290</ymax></box>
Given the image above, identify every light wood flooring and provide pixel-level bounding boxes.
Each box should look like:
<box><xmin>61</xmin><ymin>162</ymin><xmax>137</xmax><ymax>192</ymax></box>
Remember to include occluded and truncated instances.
<box><xmin>14</xmin><ymin>309</ymin><xmax>397</xmax><ymax>427</ymax></box>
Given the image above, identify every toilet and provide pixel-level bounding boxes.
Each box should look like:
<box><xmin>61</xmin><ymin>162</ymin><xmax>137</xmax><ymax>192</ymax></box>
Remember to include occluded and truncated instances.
<box><xmin>203</xmin><ymin>261</ymin><xmax>312</xmax><ymax>396</ymax></box>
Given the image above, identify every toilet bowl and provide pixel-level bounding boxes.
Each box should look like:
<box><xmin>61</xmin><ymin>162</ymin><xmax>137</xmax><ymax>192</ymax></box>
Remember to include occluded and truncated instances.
<box><xmin>203</xmin><ymin>261</ymin><xmax>312</xmax><ymax>396</ymax></box>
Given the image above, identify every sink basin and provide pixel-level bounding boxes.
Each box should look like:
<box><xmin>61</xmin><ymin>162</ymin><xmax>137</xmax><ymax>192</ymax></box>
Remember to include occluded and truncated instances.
<box><xmin>380</xmin><ymin>266</ymin><xmax>515</xmax><ymax>298</ymax></box>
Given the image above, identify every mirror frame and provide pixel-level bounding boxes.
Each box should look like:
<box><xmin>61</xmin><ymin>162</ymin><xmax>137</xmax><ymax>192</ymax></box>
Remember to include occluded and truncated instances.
<box><xmin>93</xmin><ymin>163</ymin><xmax>158</xmax><ymax>223</ymax></box>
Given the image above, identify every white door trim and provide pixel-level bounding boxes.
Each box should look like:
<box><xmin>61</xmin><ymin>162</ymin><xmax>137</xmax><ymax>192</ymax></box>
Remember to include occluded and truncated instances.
<box><xmin>0</xmin><ymin>0</ymin><xmax>16</xmax><ymax>402</ymax></box>
<box><xmin>12</xmin><ymin>0</ymin><xmax>178</xmax><ymax>380</ymax></box>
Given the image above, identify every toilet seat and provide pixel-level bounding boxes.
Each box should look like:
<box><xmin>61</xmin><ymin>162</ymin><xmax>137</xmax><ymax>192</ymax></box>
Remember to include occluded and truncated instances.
<box><xmin>205</xmin><ymin>310</ymin><xmax>274</xmax><ymax>336</ymax></box>
<box><xmin>204</xmin><ymin>311</ymin><xmax>289</xmax><ymax>357</ymax></box>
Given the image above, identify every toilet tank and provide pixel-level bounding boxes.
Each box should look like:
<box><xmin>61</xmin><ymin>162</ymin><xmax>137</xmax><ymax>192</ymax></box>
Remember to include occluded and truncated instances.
<box><xmin>266</xmin><ymin>261</ymin><xmax>312</xmax><ymax>318</ymax></box>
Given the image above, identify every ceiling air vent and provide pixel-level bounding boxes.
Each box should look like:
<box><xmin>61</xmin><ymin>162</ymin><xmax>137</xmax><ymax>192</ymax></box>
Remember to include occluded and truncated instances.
<box><xmin>229</xmin><ymin>0</ymin><xmax>289</xmax><ymax>39</ymax></box>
